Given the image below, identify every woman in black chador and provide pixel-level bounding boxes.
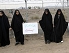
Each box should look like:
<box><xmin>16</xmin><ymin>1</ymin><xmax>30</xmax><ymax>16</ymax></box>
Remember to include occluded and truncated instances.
<box><xmin>53</xmin><ymin>9</ymin><xmax>68</xmax><ymax>43</ymax></box>
<box><xmin>11</xmin><ymin>10</ymin><xmax>24</xmax><ymax>45</ymax></box>
<box><xmin>39</xmin><ymin>9</ymin><xmax>53</xmax><ymax>44</ymax></box>
<box><xmin>0</xmin><ymin>11</ymin><xmax>10</xmax><ymax>47</ymax></box>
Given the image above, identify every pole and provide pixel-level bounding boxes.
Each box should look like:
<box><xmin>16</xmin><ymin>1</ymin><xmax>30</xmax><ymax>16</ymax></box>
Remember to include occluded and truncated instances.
<box><xmin>63</xmin><ymin>0</ymin><xmax>64</xmax><ymax>8</ymax></box>
<box><xmin>25</xmin><ymin>0</ymin><xmax>27</xmax><ymax>9</ymax></box>
<box><xmin>42</xmin><ymin>0</ymin><xmax>43</xmax><ymax>9</ymax></box>
<box><xmin>25</xmin><ymin>0</ymin><xmax>28</xmax><ymax>22</ymax></box>
<box><xmin>67</xmin><ymin>0</ymin><xmax>68</xmax><ymax>7</ymax></box>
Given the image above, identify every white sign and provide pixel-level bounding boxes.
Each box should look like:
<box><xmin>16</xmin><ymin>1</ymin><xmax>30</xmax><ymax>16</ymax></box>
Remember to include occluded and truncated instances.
<box><xmin>67</xmin><ymin>23</ymin><xmax>69</xmax><ymax>31</ymax></box>
<box><xmin>23</xmin><ymin>22</ymin><xmax>38</xmax><ymax>34</ymax></box>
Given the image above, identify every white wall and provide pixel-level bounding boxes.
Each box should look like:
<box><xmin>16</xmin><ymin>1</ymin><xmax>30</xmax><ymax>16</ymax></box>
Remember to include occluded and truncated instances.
<box><xmin>0</xmin><ymin>0</ymin><xmax>67</xmax><ymax>9</ymax></box>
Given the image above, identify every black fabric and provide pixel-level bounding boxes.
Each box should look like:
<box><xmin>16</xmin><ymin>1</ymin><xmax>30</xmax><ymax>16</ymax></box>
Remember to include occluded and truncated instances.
<box><xmin>11</xmin><ymin>10</ymin><xmax>24</xmax><ymax>43</ymax></box>
<box><xmin>14</xmin><ymin>31</ymin><xmax>24</xmax><ymax>44</ymax></box>
<box><xmin>39</xmin><ymin>9</ymin><xmax>53</xmax><ymax>42</ymax></box>
<box><xmin>52</xmin><ymin>9</ymin><xmax>68</xmax><ymax>43</ymax></box>
<box><xmin>0</xmin><ymin>11</ymin><xmax>10</xmax><ymax>46</ymax></box>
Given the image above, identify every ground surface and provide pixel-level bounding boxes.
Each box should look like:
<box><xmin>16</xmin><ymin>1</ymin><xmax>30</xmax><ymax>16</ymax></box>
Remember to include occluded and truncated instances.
<box><xmin>0</xmin><ymin>29</ymin><xmax>69</xmax><ymax>53</ymax></box>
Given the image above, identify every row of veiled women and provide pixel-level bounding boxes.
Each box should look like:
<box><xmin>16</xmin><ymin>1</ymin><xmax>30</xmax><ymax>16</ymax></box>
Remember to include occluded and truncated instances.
<box><xmin>0</xmin><ymin>10</ymin><xmax>24</xmax><ymax>47</ymax></box>
<box><xmin>39</xmin><ymin>9</ymin><xmax>68</xmax><ymax>44</ymax></box>
<box><xmin>0</xmin><ymin>9</ymin><xmax>68</xmax><ymax>47</ymax></box>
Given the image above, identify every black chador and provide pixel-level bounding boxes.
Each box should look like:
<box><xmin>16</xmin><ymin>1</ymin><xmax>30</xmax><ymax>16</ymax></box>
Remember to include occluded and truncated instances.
<box><xmin>53</xmin><ymin>9</ymin><xmax>68</xmax><ymax>43</ymax></box>
<box><xmin>11</xmin><ymin>10</ymin><xmax>24</xmax><ymax>45</ymax></box>
<box><xmin>0</xmin><ymin>11</ymin><xmax>10</xmax><ymax>47</ymax></box>
<box><xmin>39</xmin><ymin>9</ymin><xmax>53</xmax><ymax>44</ymax></box>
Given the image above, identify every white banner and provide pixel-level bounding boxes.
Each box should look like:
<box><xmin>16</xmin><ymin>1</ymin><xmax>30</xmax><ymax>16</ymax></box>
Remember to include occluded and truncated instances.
<box><xmin>67</xmin><ymin>23</ymin><xmax>69</xmax><ymax>31</ymax></box>
<box><xmin>23</xmin><ymin>22</ymin><xmax>38</xmax><ymax>34</ymax></box>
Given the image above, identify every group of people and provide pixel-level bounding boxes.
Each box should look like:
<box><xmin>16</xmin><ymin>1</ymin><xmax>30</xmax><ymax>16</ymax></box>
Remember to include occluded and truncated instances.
<box><xmin>39</xmin><ymin>9</ymin><xmax>68</xmax><ymax>44</ymax></box>
<box><xmin>0</xmin><ymin>9</ymin><xmax>68</xmax><ymax>47</ymax></box>
<box><xmin>0</xmin><ymin>10</ymin><xmax>24</xmax><ymax>47</ymax></box>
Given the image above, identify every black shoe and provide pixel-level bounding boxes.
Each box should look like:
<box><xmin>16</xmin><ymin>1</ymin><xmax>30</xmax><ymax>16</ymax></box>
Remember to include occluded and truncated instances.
<box><xmin>21</xmin><ymin>42</ymin><xmax>24</xmax><ymax>45</ymax></box>
<box><xmin>45</xmin><ymin>41</ymin><xmax>47</xmax><ymax>44</ymax></box>
<box><xmin>47</xmin><ymin>40</ymin><xmax>50</xmax><ymax>44</ymax></box>
<box><xmin>15</xmin><ymin>42</ymin><xmax>19</xmax><ymax>46</ymax></box>
<box><xmin>45</xmin><ymin>40</ymin><xmax>50</xmax><ymax>44</ymax></box>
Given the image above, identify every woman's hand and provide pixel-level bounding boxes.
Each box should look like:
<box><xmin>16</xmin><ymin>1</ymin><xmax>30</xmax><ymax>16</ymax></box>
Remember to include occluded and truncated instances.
<box><xmin>9</xmin><ymin>28</ymin><xmax>12</xmax><ymax>30</ymax></box>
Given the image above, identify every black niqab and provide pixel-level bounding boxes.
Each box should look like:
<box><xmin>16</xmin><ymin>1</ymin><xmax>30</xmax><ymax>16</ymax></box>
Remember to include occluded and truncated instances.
<box><xmin>53</xmin><ymin>9</ymin><xmax>68</xmax><ymax>43</ymax></box>
<box><xmin>11</xmin><ymin>10</ymin><xmax>24</xmax><ymax>44</ymax></box>
<box><xmin>39</xmin><ymin>9</ymin><xmax>53</xmax><ymax>33</ymax></box>
<box><xmin>0</xmin><ymin>11</ymin><xmax>10</xmax><ymax>46</ymax></box>
<box><xmin>39</xmin><ymin>9</ymin><xmax>53</xmax><ymax>41</ymax></box>
<box><xmin>11</xmin><ymin>10</ymin><xmax>24</xmax><ymax>32</ymax></box>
